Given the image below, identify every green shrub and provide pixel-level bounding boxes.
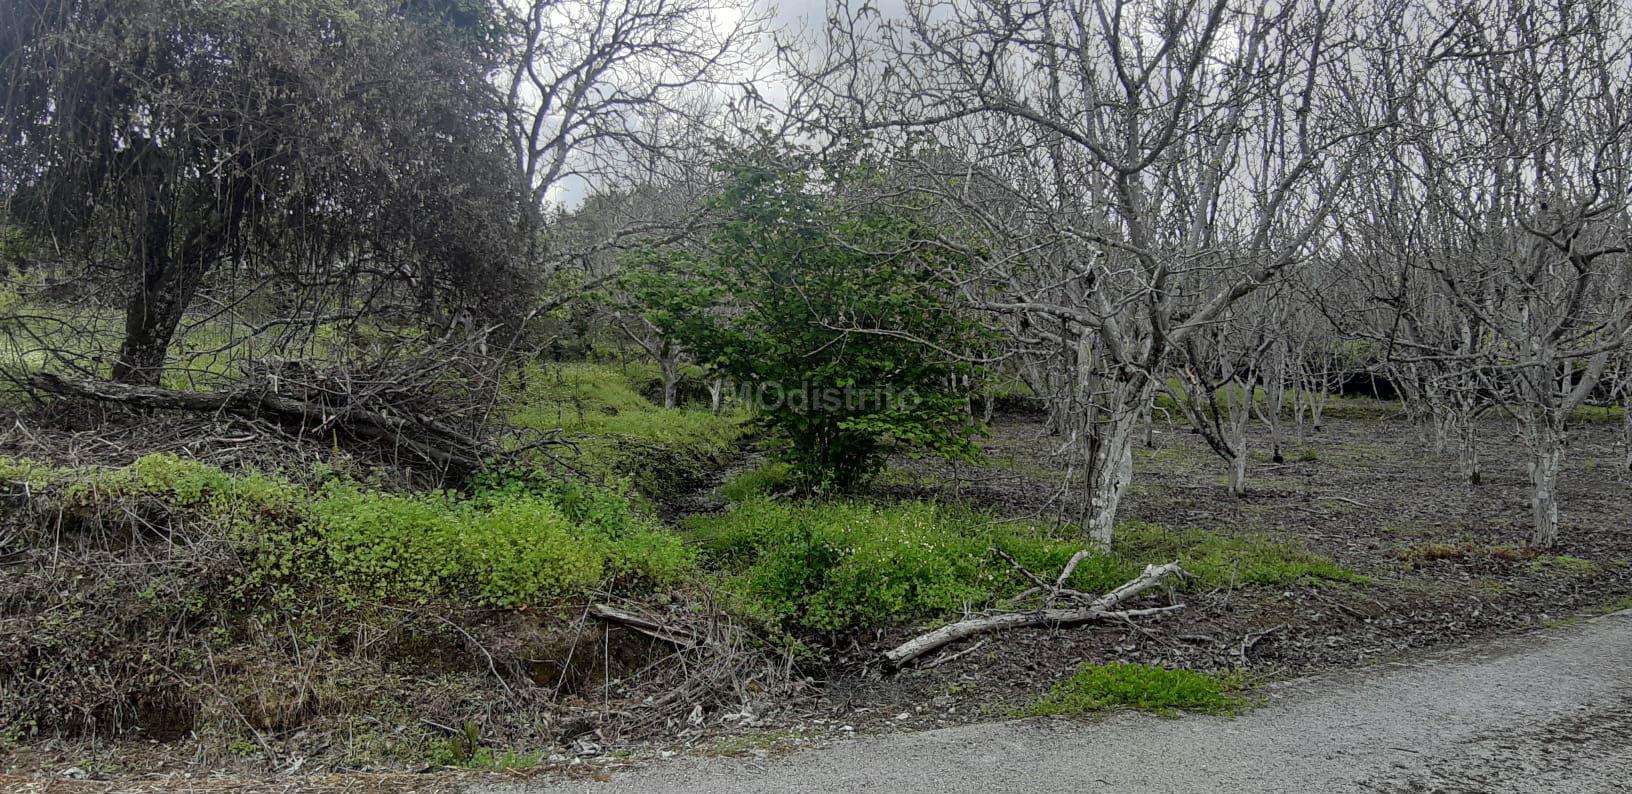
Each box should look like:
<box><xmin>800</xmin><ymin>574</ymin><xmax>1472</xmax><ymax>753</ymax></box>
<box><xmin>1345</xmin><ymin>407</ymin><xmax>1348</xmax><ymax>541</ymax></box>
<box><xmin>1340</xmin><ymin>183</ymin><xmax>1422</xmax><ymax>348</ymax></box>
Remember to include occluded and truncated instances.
<box><xmin>1019</xmin><ymin>662</ymin><xmax>1242</xmax><ymax>716</ymax></box>
<box><xmin>628</xmin><ymin>153</ymin><xmax>990</xmax><ymax>493</ymax></box>
<box><xmin>310</xmin><ymin>481</ymin><xmax>694</xmax><ymax>606</ymax></box>
<box><xmin>692</xmin><ymin>498</ymin><xmax>1000</xmax><ymax>629</ymax></box>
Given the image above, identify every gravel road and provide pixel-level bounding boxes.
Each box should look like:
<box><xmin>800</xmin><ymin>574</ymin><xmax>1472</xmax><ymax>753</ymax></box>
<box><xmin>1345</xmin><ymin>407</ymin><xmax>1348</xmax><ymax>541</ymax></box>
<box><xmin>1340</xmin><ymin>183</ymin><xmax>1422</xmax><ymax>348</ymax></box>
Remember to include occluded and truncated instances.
<box><xmin>480</xmin><ymin>609</ymin><xmax>1632</xmax><ymax>794</ymax></box>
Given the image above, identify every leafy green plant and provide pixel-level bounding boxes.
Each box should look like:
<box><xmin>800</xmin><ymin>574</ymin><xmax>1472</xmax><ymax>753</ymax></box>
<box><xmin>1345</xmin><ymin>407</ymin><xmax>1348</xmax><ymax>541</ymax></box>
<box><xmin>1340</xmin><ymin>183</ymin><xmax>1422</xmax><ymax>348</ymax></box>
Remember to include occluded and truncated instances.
<box><xmin>16</xmin><ymin>453</ymin><xmax>695</xmax><ymax>608</ymax></box>
<box><xmin>630</xmin><ymin>148</ymin><xmax>989</xmax><ymax>492</ymax></box>
<box><xmin>1018</xmin><ymin>662</ymin><xmax>1243</xmax><ymax>716</ymax></box>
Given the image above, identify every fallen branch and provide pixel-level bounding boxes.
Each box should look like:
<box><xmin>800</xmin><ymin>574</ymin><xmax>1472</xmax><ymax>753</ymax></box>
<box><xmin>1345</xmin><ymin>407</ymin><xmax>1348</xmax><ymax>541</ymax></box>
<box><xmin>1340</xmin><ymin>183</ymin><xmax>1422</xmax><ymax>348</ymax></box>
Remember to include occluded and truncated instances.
<box><xmin>588</xmin><ymin>603</ymin><xmax>700</xmax><ymax>648</ymax></box>
<box><xmin>885</xmin><ymin>561</ymin><xmax>1188</xmax><ymax>667</ymax></box>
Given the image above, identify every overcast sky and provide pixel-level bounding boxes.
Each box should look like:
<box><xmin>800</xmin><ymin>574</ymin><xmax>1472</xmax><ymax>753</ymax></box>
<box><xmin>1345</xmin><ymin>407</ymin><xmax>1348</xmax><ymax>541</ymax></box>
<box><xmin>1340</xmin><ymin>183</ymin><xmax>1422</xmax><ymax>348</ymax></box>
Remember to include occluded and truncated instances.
<box><xmin>544</xmin><ymin>0</ymin><xmax>904</xmax><ymax>210</ymax></box>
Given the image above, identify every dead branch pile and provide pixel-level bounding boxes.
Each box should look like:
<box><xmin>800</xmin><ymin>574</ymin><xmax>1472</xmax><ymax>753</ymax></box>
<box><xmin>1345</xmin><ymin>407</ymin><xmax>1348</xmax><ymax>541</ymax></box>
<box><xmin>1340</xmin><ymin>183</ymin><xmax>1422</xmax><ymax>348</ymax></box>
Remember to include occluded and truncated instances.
<box><xmin>884</xmin><ymin>554</ymin><xmax>1189</xmax><ymax>667</ymax></box>
<box><xmin>23</xmin><ymin>341</ymin><xmax>561</xmax><ymax>477</ymax></box>
<box><xmin>582</xmin><ymin>595</ymin><xmax>804</xmax><ymax>737</ymax></box>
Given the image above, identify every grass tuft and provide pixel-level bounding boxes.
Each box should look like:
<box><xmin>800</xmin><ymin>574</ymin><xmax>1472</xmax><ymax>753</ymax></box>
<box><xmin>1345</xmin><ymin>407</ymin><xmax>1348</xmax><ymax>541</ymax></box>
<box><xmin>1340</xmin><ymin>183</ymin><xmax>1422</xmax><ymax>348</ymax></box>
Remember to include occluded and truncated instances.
<box><xmin>722</xmin><ymin>462</ymin><xmax>794</xmax><ymax>503</ymax></box>
<box><xmin>1018</xmin><ymin>661</ymin><xmax>1243</xmax><ymax>716</ymax></box>
<box><xmin>1529</xmin><ymin>554</ymin><xmax>1600</xmax><ymax>578</ymax></box>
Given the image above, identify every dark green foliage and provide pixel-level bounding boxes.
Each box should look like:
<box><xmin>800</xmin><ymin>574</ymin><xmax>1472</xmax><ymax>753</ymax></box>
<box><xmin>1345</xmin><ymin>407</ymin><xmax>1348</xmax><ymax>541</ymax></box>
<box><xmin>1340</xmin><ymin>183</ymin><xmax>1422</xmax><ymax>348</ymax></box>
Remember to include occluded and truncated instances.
<box><xmin>1019</xmin><ymin>662</ymin><xmax>1243</xmax><ymax>716</ymax></box>
<box><xmin>625</xmin><ymin>148</ymin><xmax>988</xmax><ymax>492</ymax></box>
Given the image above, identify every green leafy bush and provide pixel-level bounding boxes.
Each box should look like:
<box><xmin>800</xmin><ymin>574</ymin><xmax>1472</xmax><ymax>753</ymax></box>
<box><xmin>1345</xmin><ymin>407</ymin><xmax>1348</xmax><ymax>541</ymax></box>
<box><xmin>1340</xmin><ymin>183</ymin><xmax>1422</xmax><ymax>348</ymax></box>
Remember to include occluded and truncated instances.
<box><xmin>1019</xmin><ymin>662</ymin><xmax>1242</xmax><ymax>716</ymax></box>
<box><xmin>690</xmin><ymin>498</ymin><xmax>1125</xmax><ymax>631</ymax></box>
<box><xmin>629</xmin><ymin>150</ymin><xmax>990</xmax><ymax>492</ymax></box>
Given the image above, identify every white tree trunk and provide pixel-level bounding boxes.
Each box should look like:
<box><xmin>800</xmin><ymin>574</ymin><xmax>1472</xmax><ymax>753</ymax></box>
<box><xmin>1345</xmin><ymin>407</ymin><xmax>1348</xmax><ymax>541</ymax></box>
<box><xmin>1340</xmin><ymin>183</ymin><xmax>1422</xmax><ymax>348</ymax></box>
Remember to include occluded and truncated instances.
<box><xmin>1083</xmin><ymin>379</ymin><xmax>1151</xmax><ymax>548</ymax></box>
<box><xmin>1455</xmin><ymin>412</ymin><xmax>1480</xmax><ymax>485</ymax></box>
<box><xmin>1525</xmin><ymin>414</ymin><xmax>1565</xmax><ymax>549</ymax></box>
<box><xmin>660</xmin><ymin>360</ymin><xmax>679</xmax><ymax>410</ymax></box>
<box><xmin>1430</xmin><ymin>403</ymin><xmax>1451</xmax><ymax>455</ymax></box>
<box><xmin>1225</xmin><ymin>379</ymin><xmax>1255</xmax><ymax>498</ymax></box>
<box><xmin>708</xmin><ymin>378</ymin><xmax>726</xmax><ymax>415</ymax></box>
<box><xmin>1623</xmin><ymin>396</ymin><xmax>1631</xmax><ymax>475</ymax></box>
<box><xmin>1228</xmin><ymin>446</ymin><xmax>1249</xmax><ymax>497</ymax></box>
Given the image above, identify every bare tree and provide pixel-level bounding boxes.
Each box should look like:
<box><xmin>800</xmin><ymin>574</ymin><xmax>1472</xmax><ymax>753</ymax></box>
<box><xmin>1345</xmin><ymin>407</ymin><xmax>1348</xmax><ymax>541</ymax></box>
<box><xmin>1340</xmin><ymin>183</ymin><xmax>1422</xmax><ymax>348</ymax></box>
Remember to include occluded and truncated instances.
<box><xmin>1337</xmin><ymin>0</ymin><xmax>1632</xmax><ymax>546</ymax></box>
<box><xmin>503</xmin><ymin>0</ymin><xmax>764</xmax><ymax>209</ymax></box>
<box><xmin>803</xmin><ymin>0</ymin><xmax>1375</xmax><ymax>544</ymax></box>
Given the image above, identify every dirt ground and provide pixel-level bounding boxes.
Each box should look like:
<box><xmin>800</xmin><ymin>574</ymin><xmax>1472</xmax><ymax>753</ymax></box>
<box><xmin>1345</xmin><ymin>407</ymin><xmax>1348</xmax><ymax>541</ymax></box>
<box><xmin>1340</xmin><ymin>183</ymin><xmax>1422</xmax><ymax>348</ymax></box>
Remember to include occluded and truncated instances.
<box><xmin>5</xmin><ymin>401</ymin><xmax>1630</xmax><ymax>791</ymax></box>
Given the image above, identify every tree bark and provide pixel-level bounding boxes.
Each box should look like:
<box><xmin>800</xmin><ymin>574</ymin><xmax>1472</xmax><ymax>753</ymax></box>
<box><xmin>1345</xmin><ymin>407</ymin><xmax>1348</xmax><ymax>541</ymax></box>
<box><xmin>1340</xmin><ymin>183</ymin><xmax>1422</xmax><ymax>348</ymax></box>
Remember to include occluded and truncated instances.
<box><xmin>1525</xmin><ymin>413</ymin><xmax>1565</xmax><ymax>549</ymax></box>
<box><xmin>111</xmin><ymin>169</ymin><xmax>242</xmax><ymax>385</ymax></box>
<box><xmin>883</xmin><ymin>561</ymin><xmax>1186</xmax><ymax>667</ymax></box>
<box><xmin>1456</xmin><ymin>412</ymin><xmax>1481</xmax><ymax>486</ymax></box>
<box><xmin>1084</xmin><ymin>377</ymin><xmax>1150</xmax><ymax>547</ymax></box>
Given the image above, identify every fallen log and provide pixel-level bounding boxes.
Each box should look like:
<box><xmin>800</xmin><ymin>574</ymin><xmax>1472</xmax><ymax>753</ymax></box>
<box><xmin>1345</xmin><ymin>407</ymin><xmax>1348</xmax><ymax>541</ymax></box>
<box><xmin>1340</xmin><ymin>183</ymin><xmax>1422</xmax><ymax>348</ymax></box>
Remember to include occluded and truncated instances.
<box><xmin>28</xmin><ymin>372</ymin><xmax>489</xmax><ymax>471</ymax></box>
<box><xmin>884</xmin><ymin>561</ymin><xmax>1187</xmax><ymax>667</ymax></box>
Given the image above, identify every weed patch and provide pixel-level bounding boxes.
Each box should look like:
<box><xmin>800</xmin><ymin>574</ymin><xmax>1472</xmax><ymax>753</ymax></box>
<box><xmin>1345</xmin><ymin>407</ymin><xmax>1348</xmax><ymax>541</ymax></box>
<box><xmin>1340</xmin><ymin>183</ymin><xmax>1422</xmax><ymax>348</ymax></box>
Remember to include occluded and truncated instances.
<box><xmin>688</xmin><ymin>500</ymin><xmax>1361</xmax><ymax>632</ymax></box>
<box><xmin>1529</xmin><ymin>555</ymin><xmax>1600</xmax><ymax>578</ymax></box>
<box><xmin>1018</xmin><ymin>662</ymin><xmax>1243</xmax><ymax>716</ymax></box>
<box><xmin>722</xmin><ymin>462</ymin><xmax>794</xmax><ymax>503</ymax></box>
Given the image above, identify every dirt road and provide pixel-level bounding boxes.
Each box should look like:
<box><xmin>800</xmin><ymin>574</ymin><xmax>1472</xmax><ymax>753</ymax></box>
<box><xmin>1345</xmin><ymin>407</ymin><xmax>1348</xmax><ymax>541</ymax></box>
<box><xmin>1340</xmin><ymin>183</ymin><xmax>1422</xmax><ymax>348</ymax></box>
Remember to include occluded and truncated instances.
<box><xmin>483</xmin><ymin>609</ymin><xmax>1632</xmax><ymax>793</ymax></box>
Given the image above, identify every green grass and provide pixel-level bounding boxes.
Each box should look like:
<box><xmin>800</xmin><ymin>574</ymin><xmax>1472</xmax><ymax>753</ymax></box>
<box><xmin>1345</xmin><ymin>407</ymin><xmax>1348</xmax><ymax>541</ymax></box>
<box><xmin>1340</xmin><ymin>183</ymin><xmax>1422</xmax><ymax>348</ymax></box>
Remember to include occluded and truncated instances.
<box><xmin>1599</xmin><ymin>596</ymin><xmax>1632</xmax><ymax>614</ymax></box>
<box><xmin>722</xmin><ymin>461</ymin><xmax>794</xmax><ymax>503</ymax></box>
<box><xmin>1529</xmin><ymin>555</ymin><xmax>1600</xmax><ymax>578</ymax></box>
<box><xmin>1118</xmin><ymin>522</ymin><xmax>1368</xmax><ymax>587</ymax></box>
<box><xmin>1017</xmin><ymin>661</ymin><xmax>1243</xmax><ymax>717</ymax></box>
<box><xmin>687</xmin><ymin>500</ymin><xmax>1362</xmax><ymax>632</ymax></box>
<box><xmin>1571</xmin><ymin>403</ymin><xmax>1626</xmax><ymax>424</ymax></box>
<box><xmin>505</xmin><ymin>362</ymin><xmax>745</xmax><ymax>497</ymax></box>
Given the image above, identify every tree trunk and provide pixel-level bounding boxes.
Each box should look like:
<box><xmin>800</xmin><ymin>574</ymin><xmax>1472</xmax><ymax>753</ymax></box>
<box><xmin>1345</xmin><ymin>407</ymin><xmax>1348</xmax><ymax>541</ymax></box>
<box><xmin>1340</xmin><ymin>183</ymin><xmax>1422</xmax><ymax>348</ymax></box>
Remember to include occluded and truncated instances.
<box><xmin>1456</xmin><ymin>411</ymin><xmax>1480</xmax><ymax>485</ymax></box>
<box><xmin>1622</xmin><ymin>393</ymin><xmax>1631</xmax><ymax>475</ymax></box>
<box><xmin>112</xmin><ymin>247</ymin><xmax>215</xmax><ymax>385</ymax></box>
<box><xmin>1228</xmin><ymin>446</ymin><xmax>1248</xmax><ymax>497</ymax></box>
<box><xmin>708</xmin><ymin>378</ymin><xmax>726</xmax><ymax>415</ymax></box>
<box><xmin>1083</xmin><ymin>378</ymin><xmax>1150</xmax><ymax>547</ymax></box>
<box><xmin>659</xmin><ymin>359</ymin><xmax>679</xmax><ymax>410</ymax></box>
<box><xmin>1525</xmin><ymin>413</ymin><xmax>1564</xmax><ymax>549</ymax></box>
<box><xmin>1430</xmin><ymin>403</ymin><xmax>1451</xmax><ymax>455</ymax></box>
<box><xmin>1225</xmin><ymin>378</ymin><xmax>1255</xmax><ymax>497</ymax></box>
<box><xmin>111</xmin><ymin>172</ymin><xmax>240</xmax><ymax>385</ymax></box>
<box><xmin>1264</xmin><ymin>343</ymin><xmax>1287</xmax><ymax>463</ymax></box>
